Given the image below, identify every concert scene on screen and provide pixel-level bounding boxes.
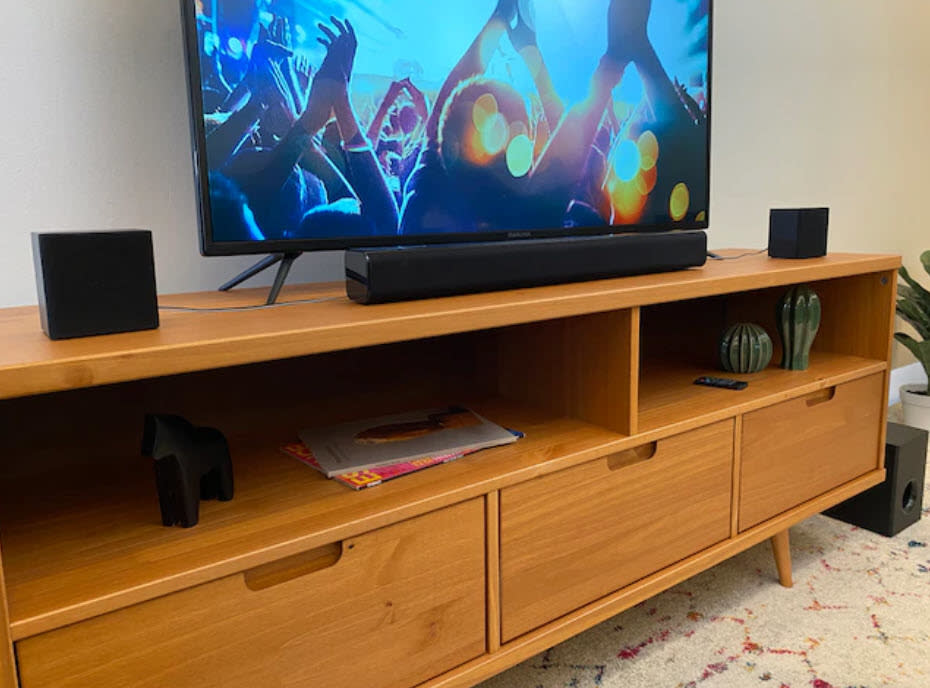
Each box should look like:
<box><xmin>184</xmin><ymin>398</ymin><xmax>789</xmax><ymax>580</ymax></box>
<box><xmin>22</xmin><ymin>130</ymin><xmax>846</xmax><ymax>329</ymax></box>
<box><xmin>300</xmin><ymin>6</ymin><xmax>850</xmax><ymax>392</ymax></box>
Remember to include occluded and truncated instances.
<box><xmin>193</xmin><ymin>0</ymin><xmax>710</xmax><ymax>243</ymax></box>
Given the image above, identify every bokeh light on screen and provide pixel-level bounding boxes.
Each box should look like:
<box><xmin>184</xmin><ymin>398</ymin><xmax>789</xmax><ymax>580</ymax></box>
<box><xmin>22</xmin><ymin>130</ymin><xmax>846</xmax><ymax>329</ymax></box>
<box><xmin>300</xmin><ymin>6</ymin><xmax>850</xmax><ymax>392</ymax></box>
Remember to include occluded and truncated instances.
<box><xmin>226</xmin><ymin>37</ymin><xmax>244</xmax><ymax>58</ymax></box>
<box><xmin>637</xmin><ymin>131</ymin><xmax>659</xmax><ymax>170</ymax></box>
<box><xmin>481</xmin><ymin>114</ymin><xmax>510</xmax><ymax>155</ymax></box>
<box><xmin>464</xmin><ymin>127</ymin><xmax>492</xmax><ymax>165</ymax></box>
<box><xmin>670</xmin><ymin>183</ymin><xmax>690</xmax><ymax>221</ymax></box>
<box><xmin>636</xmin><ymin>165</ymin><xmax>658</xmax><ymax>195</ymax></box>
<box><xmin>613</xmin><ymin>102</ymin><xmax>631</xmax><ymax>123</ymax></box>
<box><xmin>612</xmin><ymin>140</ymin><xmax>642</xmax><ymax>183</ymax></box>
<box><xmin>472</xmin><ymin>94</ymin><xmax>498</xmax><ymax>130</ymax></box>
<box><xmin>507</xmin><ymin>135</ymin><xmax>534</xmax><ymax>178</ymax></box>
<box><xmin>608</xmin><ymin>177</ymin><xmax>647</xmax><ymax>224</ymax></box>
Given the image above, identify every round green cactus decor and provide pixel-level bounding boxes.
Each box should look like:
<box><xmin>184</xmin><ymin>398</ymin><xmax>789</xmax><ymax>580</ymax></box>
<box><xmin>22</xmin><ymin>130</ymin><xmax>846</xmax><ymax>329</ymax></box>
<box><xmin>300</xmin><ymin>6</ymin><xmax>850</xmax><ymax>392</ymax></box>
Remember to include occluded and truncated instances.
<box><xmin>776</xmin><ymin>285</ymin><xmax>822</xmax><ymax>370</ymax></box>
<box><xmin>719</xmin><ymin>323</ymin><xmax>773</xmax><ymax>374</ymax></box>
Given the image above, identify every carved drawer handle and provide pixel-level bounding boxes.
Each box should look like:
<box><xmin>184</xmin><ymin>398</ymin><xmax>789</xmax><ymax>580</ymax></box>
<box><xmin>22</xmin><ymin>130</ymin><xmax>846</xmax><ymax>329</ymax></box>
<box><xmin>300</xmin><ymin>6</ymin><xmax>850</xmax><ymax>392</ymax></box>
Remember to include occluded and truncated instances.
<box><xmin>606</xmin><ymin>442</ymin><xmax>658</xmax><ymax>471</ymax></box>
<box><xmin>244</xmin><ymin>542</ymin><xmax>343</xmax><ymax>591</ymax></box>
<box><xmin>805</xmin><ymin>386</ymin><xmax>837</xmax><ymax>407</ymax></box>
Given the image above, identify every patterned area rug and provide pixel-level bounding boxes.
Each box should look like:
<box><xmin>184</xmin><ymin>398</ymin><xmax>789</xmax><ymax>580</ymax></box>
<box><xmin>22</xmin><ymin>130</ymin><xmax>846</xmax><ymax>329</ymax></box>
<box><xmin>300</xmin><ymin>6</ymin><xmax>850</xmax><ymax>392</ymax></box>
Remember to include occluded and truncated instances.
<box><xmin>479</xmin><ymin>418</ymin><xmax>930</xmax><ymax>688</ymax></box>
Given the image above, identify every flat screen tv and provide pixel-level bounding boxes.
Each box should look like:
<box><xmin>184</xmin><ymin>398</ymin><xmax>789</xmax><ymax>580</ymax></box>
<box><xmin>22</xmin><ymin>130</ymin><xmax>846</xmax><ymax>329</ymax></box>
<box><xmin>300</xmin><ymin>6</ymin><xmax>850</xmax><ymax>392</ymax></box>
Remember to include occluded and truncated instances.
<box><xmin>181</xmin><ymin>0</ymin><xmax>711</xmax><ymax>257</ymax></box>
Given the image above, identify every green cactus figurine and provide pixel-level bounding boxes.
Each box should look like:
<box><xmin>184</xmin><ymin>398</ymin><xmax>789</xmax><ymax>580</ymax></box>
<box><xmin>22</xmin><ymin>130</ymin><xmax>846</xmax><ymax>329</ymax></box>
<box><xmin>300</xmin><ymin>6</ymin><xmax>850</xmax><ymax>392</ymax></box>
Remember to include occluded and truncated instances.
<box><xmin>719</xmin><ymin>323</ymin><xmax>773</xmax><ymax>374</ymax></box>
<box><xmin>776</xmin><ymin>285</ymin><xmax>822</xmax><ymax>370</ymax></box>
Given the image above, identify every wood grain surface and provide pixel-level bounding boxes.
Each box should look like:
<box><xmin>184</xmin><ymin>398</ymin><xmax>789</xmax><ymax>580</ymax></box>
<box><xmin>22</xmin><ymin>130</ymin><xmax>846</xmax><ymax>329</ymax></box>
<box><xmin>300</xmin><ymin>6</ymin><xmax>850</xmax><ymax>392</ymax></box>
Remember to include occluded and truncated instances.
<box><xmin>500</xmin><ymin>421</ymin><xmax>733</xmax><ymax>641</ymax></box>
<box><xmin>770</xmin><ymin>530</ymin><xmax>793</xmax><ymax>588</ymax></box>
<box><xmin>0</xmin><ymin>253</ymin><xmax>899</xmax><ymax>401</ymax></box>
<box><xmin>1</xmin><ymin>398</ymin><xmax>625</xmax><ymax>640</ymax></box>
<box><xmin>739</xmin><ymin>374</ymin><xmax>885</xmax><ymax>531</ymax></box>
<box><xmin>16</xmin><ymin>500</ymin><xmax>486</xmax><ymax>688</ymax></box>
<box><xmin>420</xmin><ymin>470</ymin><xmax>886</xmax><ymax>688</ymax></box>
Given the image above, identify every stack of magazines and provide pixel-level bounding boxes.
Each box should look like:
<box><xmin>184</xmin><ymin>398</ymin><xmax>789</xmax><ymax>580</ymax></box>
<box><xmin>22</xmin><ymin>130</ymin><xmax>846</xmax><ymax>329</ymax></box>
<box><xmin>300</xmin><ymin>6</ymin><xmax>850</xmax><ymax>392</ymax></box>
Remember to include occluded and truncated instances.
<box><xmin>281</xmin><ymin>406</ymin><xmax>521</xmax><ymax>490</ymax></box>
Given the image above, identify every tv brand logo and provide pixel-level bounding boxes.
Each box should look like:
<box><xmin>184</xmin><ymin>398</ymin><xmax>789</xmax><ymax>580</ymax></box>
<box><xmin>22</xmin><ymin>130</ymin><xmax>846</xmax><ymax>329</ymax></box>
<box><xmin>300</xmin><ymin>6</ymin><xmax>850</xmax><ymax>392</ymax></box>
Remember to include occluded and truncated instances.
<box><xmin>507</xmin><ymin>232</ymin><xmax>533</xmax><ymax>239</ymax></box>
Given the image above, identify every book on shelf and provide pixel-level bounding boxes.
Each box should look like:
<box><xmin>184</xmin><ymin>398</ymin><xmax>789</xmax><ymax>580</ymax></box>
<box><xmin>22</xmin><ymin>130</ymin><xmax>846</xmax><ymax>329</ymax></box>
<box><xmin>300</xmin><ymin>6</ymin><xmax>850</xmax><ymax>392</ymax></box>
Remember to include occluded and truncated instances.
<box><xmin>300</xmin><ymin>406</ymin><xmax>517</xmax><ymax>478</ymax></box>
<box><xmin>280</xmin><ymin>442</ymin><xmax>470</xmax><ymax>490</ymax></box>
<box><xmin>298</xmin><ymin>405</ymin><xmax>519</xmax><ymax>478</ymax></box>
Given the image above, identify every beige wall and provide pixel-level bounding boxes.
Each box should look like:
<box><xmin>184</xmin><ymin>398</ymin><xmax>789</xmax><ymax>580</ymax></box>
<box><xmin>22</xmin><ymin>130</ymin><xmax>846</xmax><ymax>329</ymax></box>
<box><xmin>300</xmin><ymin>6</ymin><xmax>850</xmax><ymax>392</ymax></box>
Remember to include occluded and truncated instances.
<box><xmin>708</xmin><ymin>1</ymin><xmax>930</xmax><ymax>368</ymax></box>
<box><xmin>0</xmin><ymin>1</ymin><xmax>928</xmax><ymax>357</ymax></box>
<box><xmin>710</xmin><ymin>1</ymin><xmax>930</xmax><ymax>258</ymax></box>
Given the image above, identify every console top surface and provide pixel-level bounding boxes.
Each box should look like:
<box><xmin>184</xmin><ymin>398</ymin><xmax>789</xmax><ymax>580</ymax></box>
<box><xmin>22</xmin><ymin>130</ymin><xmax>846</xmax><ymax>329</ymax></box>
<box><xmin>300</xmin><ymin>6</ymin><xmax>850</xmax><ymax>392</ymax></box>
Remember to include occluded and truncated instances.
<box><xmin>0</xmin><ymin>252</ymin><xmax>899</xmax><ymax>400</ymax></box>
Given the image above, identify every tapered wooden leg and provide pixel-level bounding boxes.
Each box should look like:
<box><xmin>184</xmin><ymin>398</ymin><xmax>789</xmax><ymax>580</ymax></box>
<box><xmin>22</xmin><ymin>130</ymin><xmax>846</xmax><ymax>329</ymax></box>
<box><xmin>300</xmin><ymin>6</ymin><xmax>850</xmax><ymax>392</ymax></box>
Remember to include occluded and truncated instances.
<box><xmin>770</xmin><ymin>529</ymin><xmax>793</xmax><ymax>588</ymax></box>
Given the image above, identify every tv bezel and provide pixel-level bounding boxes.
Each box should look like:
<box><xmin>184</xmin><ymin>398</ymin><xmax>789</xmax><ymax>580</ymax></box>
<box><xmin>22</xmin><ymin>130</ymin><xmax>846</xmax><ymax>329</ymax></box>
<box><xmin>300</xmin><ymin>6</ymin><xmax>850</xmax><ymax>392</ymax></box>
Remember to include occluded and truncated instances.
<box><xmin>180</xmin><ymin>0</ymin><xmax>713</xmax><ymax>257</ymax></box>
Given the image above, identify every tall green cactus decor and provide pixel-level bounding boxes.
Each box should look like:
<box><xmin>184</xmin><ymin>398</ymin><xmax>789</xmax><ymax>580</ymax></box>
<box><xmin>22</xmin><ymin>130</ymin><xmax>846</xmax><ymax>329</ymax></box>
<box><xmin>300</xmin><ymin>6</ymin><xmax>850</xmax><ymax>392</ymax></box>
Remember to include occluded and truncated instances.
<box><xmin>776</xmin><ymin>285</ymin><xmax>821</xmax><ymax>370</ymax></box>
<box><xmin>719</xmin><ymin>323</ymin><xmax>773</xmax><ymax>374</ymax></box>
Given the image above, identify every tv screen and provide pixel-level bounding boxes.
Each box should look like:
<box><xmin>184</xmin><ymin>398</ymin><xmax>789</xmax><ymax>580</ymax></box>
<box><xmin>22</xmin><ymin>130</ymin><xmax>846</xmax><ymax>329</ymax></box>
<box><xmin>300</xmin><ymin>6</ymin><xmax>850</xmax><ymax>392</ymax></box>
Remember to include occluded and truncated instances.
<box><xmin>182</xmin><ymin>0</ymin><xmax>711</xmax><ymax>255</ymax></box>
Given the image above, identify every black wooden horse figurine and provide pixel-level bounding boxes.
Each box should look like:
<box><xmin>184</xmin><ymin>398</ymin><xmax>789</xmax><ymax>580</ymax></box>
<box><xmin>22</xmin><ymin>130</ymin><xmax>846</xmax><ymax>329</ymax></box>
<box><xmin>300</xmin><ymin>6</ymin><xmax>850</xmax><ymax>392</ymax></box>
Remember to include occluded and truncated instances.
<box><xmin>141</xmin><ymin>414</ymin><xmax>234</xmax><ymax>528</ymax></box>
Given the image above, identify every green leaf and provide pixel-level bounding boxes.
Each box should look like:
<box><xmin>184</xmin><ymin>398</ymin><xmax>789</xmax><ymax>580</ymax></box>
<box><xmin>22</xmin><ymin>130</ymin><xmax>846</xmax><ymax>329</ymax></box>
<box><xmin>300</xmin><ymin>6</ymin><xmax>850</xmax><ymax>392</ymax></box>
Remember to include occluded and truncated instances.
<box><xmin>896</xmin><ymin>299</ymin><xmax>930</xmax><ymax>339</ymax></box>
<box><xmin>898</xmin><ymin>282</ymin><xmax>930</xmax><ymax>307</ymax></box>
<box><xmin>895</xmin><ymin>333</ymin><xmax>930</xmax><ymax>384</ymax></box>
<box><xmin>921</xmin><ymin>250</ymin><xmax>930</xmax><ymax>280</ymax></box>
<box><xmin>896</xmin><ymin>287</ymin><xmax>930</xmax><ymax>326</ymax></box>
<box><xmin>900</xmin><ymin>265</ymin><xmax>930</xmax><ymax>304</ymax></box>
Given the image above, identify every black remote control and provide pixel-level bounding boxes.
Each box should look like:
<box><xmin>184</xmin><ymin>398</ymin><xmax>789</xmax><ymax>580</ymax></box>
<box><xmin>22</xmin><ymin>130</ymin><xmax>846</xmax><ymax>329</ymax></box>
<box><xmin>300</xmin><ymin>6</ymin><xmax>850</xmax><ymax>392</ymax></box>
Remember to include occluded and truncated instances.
<box><xmin>694</xmin><ymin>376</ymin><xmax>748</xmax><ymax>390</ymax></box>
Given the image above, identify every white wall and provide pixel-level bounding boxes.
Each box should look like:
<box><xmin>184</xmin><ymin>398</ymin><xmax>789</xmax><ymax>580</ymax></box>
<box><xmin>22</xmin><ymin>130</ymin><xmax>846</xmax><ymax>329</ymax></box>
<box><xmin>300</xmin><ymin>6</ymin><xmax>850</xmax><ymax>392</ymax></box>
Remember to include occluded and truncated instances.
<box><xmin>0</xmin><ymin>1</ymin><xmax>928</xmax><ymax>308</ymax></box>
<box><xmin>0</xmin><ymin>1</ymin><xmax>342</xmax><ymax>308</ymax></box>
<box><xmin>710</xmin><ymin>1</ymin><xmax>930</xmax><ymax>259</ymax></box>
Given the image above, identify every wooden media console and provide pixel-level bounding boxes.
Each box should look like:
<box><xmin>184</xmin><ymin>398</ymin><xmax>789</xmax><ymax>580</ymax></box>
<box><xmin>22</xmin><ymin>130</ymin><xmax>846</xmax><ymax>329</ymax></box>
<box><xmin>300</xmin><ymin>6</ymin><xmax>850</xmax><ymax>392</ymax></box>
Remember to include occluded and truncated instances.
<box><xmin>0</xmin><ymin>251</ymin><xmax>899</xmax><ymax>688</ymax></box>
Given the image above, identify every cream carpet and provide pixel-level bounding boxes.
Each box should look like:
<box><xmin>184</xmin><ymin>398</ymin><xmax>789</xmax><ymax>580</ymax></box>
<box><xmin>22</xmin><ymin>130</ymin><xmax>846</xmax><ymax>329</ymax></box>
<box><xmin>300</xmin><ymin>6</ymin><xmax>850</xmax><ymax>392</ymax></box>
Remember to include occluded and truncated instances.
<box><xmin>479</xmin><ymin>417</ymin><xmax>930</xmax><ymax>688</ymax></box>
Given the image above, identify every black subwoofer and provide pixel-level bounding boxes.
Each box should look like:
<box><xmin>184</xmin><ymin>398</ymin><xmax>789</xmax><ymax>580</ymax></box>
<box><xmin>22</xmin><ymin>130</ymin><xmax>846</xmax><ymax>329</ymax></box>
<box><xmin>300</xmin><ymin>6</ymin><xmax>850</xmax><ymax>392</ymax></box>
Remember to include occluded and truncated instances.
<box><xmin>824</xmin><ymin>422</ymin><xmax>927</xmax><ymax>536</ymax></box>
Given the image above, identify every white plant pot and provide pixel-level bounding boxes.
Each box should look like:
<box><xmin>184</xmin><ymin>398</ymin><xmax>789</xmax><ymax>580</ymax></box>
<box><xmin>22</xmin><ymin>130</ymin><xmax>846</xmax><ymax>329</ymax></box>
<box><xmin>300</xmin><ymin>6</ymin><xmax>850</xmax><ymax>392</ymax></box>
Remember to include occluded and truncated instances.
<box><xmin>900</xmin><ymin>383</ymin><xmax>930</xmax><ymax>431</ymax></box>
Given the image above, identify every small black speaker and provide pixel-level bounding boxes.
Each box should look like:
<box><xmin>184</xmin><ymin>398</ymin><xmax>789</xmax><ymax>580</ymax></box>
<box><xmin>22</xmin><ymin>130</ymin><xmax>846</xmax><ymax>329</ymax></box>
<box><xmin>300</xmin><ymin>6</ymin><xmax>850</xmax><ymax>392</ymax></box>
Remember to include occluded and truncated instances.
<box><xmin>32</xmin><ymin>230</ymin><xmax>159</xmax><ymax>340</ymax></box>
<box><xmin>768</xmin><ymin>208</ymin><xmax>829</xmax><ymax>258</ymax></box>
<box><xmin>825</xmin><ymin>422</ymin><xmax>927</xmax><ymax>537</ymax></box>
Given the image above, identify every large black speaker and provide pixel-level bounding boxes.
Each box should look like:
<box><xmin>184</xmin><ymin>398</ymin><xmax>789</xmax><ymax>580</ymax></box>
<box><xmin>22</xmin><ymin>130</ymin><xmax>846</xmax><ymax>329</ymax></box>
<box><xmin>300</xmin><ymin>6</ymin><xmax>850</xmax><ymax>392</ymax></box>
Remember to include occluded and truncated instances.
<box><xmin>824</xmin><ymin>422</ymin><xmax>927</xmax><ymax>536</ymax></box>
<box><xmin>32</xmin><ymin>230</ymin><xmax>159</xmax><ymax>340</ymax></box>
<box><xmin>345</xmin><ymin>231</ymin><xmax>708</xmax><ymax>304</ymax></box>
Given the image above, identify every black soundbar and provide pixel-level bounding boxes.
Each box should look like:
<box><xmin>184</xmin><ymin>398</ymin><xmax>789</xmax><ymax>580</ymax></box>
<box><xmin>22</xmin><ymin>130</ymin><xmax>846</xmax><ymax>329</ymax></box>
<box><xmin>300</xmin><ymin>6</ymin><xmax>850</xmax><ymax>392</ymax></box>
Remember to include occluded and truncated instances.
<box><xmin>345</xmin><ymin>231</ymin><xmax>707</xmax><ymax>305</ymax></box>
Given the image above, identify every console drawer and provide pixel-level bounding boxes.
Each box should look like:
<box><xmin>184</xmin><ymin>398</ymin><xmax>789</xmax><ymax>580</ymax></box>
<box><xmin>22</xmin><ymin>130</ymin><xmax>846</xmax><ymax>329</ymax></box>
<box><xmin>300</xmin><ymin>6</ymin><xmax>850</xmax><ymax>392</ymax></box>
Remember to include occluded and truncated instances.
<box><xmin>739</xmin><ymin>373</ymin><xmax>884</xmax><ymax>531</ymax></box>
<box><xmin>16</xmin><ymin>499</ymin><xmax>486</xmax><ymax>688</ymax></box>
<box><xmin>500</xmin><ymin>420</ymin><xmax>733</xmax><ymax>642</ymax></box>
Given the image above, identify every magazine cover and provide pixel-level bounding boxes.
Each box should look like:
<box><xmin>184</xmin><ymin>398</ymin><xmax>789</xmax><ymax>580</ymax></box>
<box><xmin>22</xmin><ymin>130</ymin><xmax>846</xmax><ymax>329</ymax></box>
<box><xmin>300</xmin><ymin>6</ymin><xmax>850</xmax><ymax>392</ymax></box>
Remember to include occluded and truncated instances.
<box><xmin>298</xmin><ymin>406</ymin><xmax>518</xmax><ymax>478</ymax></box>
<box><xmin>281</xmin><ymin>442</ymin><xmax>467</xmax><ymax>490</ymax></box>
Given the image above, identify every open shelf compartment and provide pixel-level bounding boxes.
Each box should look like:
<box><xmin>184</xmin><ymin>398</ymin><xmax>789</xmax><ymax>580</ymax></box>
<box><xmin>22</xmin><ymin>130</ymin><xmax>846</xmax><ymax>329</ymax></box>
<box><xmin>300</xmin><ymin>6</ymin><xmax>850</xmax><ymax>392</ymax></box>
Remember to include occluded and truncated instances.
<box><xmin>638</xmin><ymin>272</ymin><xmax>893</xmax><ymax>435</ymax></box>
<box><xmin>0</xmin><ymin>312</ymin><xmax>638</xmax><ymax>639</ymax></box>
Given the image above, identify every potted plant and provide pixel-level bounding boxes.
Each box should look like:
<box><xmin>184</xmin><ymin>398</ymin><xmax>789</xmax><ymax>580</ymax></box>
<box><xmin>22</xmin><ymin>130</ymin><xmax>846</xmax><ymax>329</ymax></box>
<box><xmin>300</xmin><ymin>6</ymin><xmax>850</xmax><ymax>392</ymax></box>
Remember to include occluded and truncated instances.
<box><xmin>896</xmin><ymin>251</ymin><xmax>930</xmax><ymax>430</ymax></box>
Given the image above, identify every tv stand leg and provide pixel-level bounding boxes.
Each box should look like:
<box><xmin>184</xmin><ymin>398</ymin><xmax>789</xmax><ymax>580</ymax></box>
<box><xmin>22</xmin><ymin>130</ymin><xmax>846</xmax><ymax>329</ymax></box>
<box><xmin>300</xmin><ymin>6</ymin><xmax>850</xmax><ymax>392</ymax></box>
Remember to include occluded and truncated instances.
<box><xmin>266</xmin><ymin>252</ymin><xmax>302</xmax><ymax>305</ymax></box>
<box><xmin>219</xmin><ymin>255</ymin><xmax>285</xmax><ymax>292</ymax></box>
<box><xmin>217</xmin><ymin>252</ymin><xmax>303</xmax><ymax>304</ymax></box>
<box><xmin>770</xmin><ymin>529</ymin><xmax>793</xmax><ymax>588</ymax></box>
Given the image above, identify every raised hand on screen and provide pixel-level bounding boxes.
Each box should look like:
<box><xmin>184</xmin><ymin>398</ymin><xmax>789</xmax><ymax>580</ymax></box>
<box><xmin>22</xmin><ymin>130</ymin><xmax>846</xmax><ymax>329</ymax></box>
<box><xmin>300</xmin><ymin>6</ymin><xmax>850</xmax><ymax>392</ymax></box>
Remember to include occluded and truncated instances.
<box><xmin>254</xmin><ymin>20</ymin><xmax>293</xmax><ymax>65</ymax></box>
<box><xmin>294</xmin><ymin>55</ymin><xmax>313</xmax><ymax>94</ymax></box>
<box><xmin>509</xmin><ymin>0</ymin><xmax>537</xmax><ymax>52</ymax></box>
<box><xmin>247</xmin><ymin>55</ymin><xmax>298</xmax><ymax>126</ymax></box>
<box><xmin>270</xmin><ymin>16</ymin><xmax>293</xmax><ymax>52</ymax></box>
<box><xmin>316</xmin><ymin>17</ymin><xmax>358</xmax><ymax>84</ymax></box>
<box><xmin>607</xmin><ymin>0</ymin><xmax>652</xmax><ymax>63</ymax></box>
